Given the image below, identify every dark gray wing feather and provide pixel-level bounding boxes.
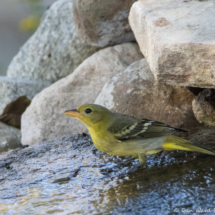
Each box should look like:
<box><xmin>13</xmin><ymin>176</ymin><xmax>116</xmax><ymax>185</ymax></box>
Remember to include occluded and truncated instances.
<box><xmin>107</xmin><ymin>113</ymin><xmax>187</xmax><ymax>141</ymax></box>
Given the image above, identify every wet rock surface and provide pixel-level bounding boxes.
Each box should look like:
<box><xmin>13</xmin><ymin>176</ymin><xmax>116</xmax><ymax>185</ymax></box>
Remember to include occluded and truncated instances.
<box><xmin>1</xmin><ymin>127</ymin><xmax>215</xmax><ymax>214</ymax></box>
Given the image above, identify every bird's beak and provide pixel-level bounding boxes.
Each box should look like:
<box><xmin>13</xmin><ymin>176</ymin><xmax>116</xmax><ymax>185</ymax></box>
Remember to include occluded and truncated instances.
<box><xmin>64</xmin><ymin>109</ymin><xmax>82</xmax><ymax>118</ymax></box>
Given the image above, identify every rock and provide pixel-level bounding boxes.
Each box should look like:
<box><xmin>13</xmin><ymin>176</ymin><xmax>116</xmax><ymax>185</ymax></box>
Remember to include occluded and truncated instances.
<box><xmin>73</xmin><ymin>0</ymin><xmax>136</xmax><ymax>47</ymax></box>
<box><xmin>7</xmin><ymin>0</ymin><xmax>100</xmax><ymax>83</ymax></box>
<box><xmin>21</xmin><ymin>43</ymin><xmax>143</xmax><ymax>145</ymax></box>
<box><xmin>0</xmin><ymin>122</ymin><xmax>22</xmax><ymax>153</ymax></box>
<box><xmin>192</xmin><ymin>89</ymin><xmax>215</xmax><ymax>126</ymax></box>
<box><xmin>0</xmin><ymin>96</ymin><xmax>31</xmax><ymax>129</ymax></box>
<box><xmin>95</xmin><ymin>59</ymin><xmax>199</xmax><ymax>128</ymax></box>
<box><xmin>129</xmin><ymin>0</ymin><xmax>215</xmax><ymax>88</ymax></box>
<box><xmin>0</xmin><ymin>77</ymin><xmax>50</xmax><ymax>115</ymax></box>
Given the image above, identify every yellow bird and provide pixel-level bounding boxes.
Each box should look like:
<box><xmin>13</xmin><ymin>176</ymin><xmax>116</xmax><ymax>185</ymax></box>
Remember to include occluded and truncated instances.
<box><xmin>64</xmin><ymin>104</ymin><xmax>215</xmax><ymax>163</ymax></box>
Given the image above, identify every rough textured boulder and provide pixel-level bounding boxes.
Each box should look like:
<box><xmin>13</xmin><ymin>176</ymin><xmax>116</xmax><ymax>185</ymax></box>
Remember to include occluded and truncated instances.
<box><xmin>0</xmin><ymin>77</ymin><xmax>49</xmax><ymax>115</ymax></box>
<box><xmin>73</xmin><ymin>0</ymin><xmax>136</xmax><ymax>47</ymax></box>
<box><xmin>21</xmin><ymin>43</ymin><xmax>143</xmax><ymax>145</ymax></box>
<box><xmin>0</xmin><ymin>122</ymin><xmax>21</xmax><ymax>153</ymax></box>
<box><xmin>95</xmin><ymin>59</ymin><xmax>199</xmax><ymax>128</ymax></box>
<box><xmin>192</xmin><ymin>89</ymin><xmax>215</xmax><ymax>126</ymax></box>
<box><xmin>129</xmin><ymin>0</ymin><xmax>215</xmax><ymax>88</ymax></box>
<box><xmin>7</xmin><ymin>0</ymin><xmax>100</xmax><ymax>83</ymax></box>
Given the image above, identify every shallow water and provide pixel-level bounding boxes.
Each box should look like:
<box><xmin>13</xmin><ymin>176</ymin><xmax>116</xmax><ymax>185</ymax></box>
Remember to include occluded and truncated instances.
<box><xmin>1</xmin><ymin>128</ymin><xmax>215</xmax><ymax>215</ymax></box>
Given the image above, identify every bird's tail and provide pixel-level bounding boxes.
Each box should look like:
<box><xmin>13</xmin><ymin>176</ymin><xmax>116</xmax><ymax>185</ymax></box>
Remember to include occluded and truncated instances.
<box><xmin>163</xmin><ymin>135</ymin><xmax>215</xmax><ymax>156</ymax></box>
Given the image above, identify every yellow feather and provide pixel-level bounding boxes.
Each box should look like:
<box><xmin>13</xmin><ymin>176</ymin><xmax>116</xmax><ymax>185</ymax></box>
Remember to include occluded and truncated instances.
<box><xmin>163</xmin><ymin>136</ymin><xmax>215</xmax><ymax>156</ymax></box>
<box><xmin>163</xmin><ymin>143</ymin><xmax>192</xmax><ymax>151</ymax></box>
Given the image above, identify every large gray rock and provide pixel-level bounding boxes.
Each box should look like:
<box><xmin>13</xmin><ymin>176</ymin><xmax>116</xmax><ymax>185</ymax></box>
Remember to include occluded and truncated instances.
<box><xmin>0</xmin><ymin>122</ymin><xmax>21</xmax><ymax>153</ymax></box>
<box><xmin>95</xmin><ymin>59</ymin><xmax>199</xmax><ymax>128</ymax></box>
<box><xmin>129</xmin><ymin>0</ymin><xmax>215</xmax><ymax>88</ymax></box>
<box><xmin>21</xmin><ymin>43</ymin><xmax>143</xmax><ymax>145</ymax></box>
<box><xmin>7</xmin><ymin>0</ymin><xmax>100</xmax><ymax>83</ymax></box>
<box><xmin>192</xmin><ymin>89</ymin><xmax>215</xmax><ymax>126</ymax></box>
<box><xmin>0</xmin><ymin>77</ymin><xmax>50</xmax><ymax>115</ymax></box>
<box><xmin>73</xmin><ymin>0</ymin><xmax>136</xmax><ymax>47</ymax></box>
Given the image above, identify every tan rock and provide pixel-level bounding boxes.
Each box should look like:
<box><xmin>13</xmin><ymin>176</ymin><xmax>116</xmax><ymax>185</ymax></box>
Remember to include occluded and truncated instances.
<box><xmin>192</xmin><ymin>89</ymin><xmax>215</xmax><ymax>126</ymax></box>
<box><xmin>95</xmin><ymin>59</ymin><xmax>199</xmax><ymax>128</ymax></box>
<box><xmin>73</xmin><ymin>0</ymin><xmax>136</xmax><ymax>47</ymax></box>
<box><xmin>21</xmin><ymin>43</ymin><xmax>143</xmax><ymax>145</ymax></box>
<box><xmin>129</xmin><ymin>0</ymin><xmax>215</xmax><ymax>88</ymax></box>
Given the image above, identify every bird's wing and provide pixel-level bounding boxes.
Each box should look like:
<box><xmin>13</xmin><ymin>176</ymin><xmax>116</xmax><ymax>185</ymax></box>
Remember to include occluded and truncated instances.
<box><xmin>107</xmin><ymin>114</ymin><xmax>188</xmax><ymax>141</ymax></box>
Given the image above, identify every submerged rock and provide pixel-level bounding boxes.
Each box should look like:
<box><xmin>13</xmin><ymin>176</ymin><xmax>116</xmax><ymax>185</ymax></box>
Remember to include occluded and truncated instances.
<box><xmin>21</xmin><ymin>43</ymin><xmax>143</xmax><ymax>145</ymax></box>
<box><xmin>73</xmin><ymin>0</ymin><xmax>136</xmax><ymax>47</ymax></box>
<box><xmin>129</xmin><ymin>0</ymin><xmax>215</xmax><ymax>88</ymax></box>
<box><xmin>95</xmin><ymin>59</ymin><xmax>199</xmax><ymax>128</ymax></box>
<box><xmin>192</xmin><ymin>89</ymin><xmax>215</xmax><ymax>126</ymax></box>
<box><xmin>1</xmin><ymin>128</ymin><xmax>215</xmax><ymax>214</ymax></box>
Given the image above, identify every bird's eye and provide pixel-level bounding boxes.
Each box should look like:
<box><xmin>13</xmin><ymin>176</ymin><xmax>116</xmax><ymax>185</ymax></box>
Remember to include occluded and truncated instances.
<box><xmin>85</xmin><ymin>108</ymin><xmax>92</xmax><ymax>114</ymax></box>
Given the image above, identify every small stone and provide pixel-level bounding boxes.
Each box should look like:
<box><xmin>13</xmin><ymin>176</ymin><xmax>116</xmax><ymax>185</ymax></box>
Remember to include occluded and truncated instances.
<box><xmin>0</xmin><ymin>122</ymin><xmax>21</xmax><ymax>153</ymax></box>
<box><xmin>192</xmin><ymin>89</ymin><xmax>215</xmax><ymax>126</ymax></box>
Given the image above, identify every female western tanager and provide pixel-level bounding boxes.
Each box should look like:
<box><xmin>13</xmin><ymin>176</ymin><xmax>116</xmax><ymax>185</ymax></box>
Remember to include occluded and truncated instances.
<box><xmin>64</xmin><ymin>104</ymin><xmax>215</xmax><ymax>163</ymax></box>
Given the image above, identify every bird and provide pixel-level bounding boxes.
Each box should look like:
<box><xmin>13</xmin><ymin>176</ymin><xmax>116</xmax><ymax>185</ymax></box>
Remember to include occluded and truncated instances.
<box><xmin>64</xmin><ymin>104</ymin><xmax>215</xmax><ymax>163</ymax></box>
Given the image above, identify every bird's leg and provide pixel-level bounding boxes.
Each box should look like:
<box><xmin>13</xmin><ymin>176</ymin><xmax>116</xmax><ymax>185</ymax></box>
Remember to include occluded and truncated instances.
<box><xmin>138</xmin><ymin>153</ymin><xmax>146</xmax><ymax>163</ymax></box>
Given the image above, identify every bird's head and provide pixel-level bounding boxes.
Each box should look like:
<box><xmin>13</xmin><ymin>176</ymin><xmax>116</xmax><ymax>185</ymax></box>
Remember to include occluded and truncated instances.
<box><xmin>64</xmin><ymin>104</ymin><xmax>113</xmax><ymax>127</ymax></box>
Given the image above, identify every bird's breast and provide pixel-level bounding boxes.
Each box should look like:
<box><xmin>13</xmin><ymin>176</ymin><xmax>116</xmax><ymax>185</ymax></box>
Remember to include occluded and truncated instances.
<box><xmin>88</xmin><ymin>127</ymin><xmax>116</xmax><ymax>153</ymax></box>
